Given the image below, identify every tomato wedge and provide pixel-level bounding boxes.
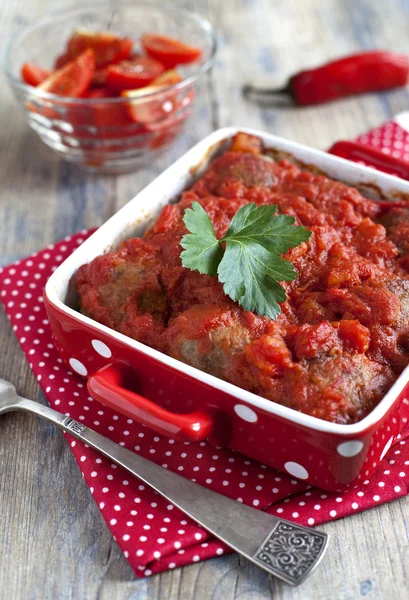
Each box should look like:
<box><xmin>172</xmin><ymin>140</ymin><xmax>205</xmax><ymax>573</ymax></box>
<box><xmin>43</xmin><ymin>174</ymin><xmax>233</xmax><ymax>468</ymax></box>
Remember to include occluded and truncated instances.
<box><xmin>150</xmin><ymin>69</ymin><xmax>182</xmax><ymax>87</ymax></box>
<box><xmin>85</xmin><ymin>88</ymin><xmax>114</xmax><ymax>99</ymax></box>
<box><xmin>121</xmin><ymin>72</ymin><xmax>189</xmax><ymax>125</ymax></box>
<box><xmin>148</xmin><ymin>105</ymin><xmax>193</xmax><ymax>149</ymax></box>
<box><xmin>38</xmin><ymin>49</ymin><xmax>95</xmax><ymax>97</ymax></box>
<box><xmin>21</xmin><ymin>63</ymin><xmax>51</xmax><ymax>87</ymax></box>
<box><xmin>54</xmin><ymin>52</ymin><xmax>70</xmax><ymax>69</ymax></box>
<box><xmin>141</xmin><ymin>33</ymin><xmax>202</xmax><ymax>68</ymax></box>
<box><xmin>121</xmin><ymin>86</ymin><xmax>166</xmax><ymax>123</ymax></box>
<box><xmin>114</xmin><ymin>38</ymin><xmax>134</xmax><ymax>63</ymax></box>
<box><xmin>67</xmin><ymin>30</ymin><xmax>133</xmax><ymax>67</ymax></box>
<box><xmin>106</xmin><ymin>56</ymin><xmax>165</xmax><ymax>92</ymax></box>
<box><xmin>91</xmin><ymin>66</ymin><xmax>109</xmax><ymax>87</ymax></box>
<box><xmin>85</xmin><ymin>88</ymin><xmax>132</xmax><ymax>128</ymax></box>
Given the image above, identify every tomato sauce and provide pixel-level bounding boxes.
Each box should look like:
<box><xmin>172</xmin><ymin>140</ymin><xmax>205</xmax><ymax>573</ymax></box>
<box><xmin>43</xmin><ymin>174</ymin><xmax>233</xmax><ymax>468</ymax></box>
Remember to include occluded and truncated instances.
<box><xmin>76</xmin><ymin>132</ymin><xmax>409</xmax><ymax>424</ymax></box>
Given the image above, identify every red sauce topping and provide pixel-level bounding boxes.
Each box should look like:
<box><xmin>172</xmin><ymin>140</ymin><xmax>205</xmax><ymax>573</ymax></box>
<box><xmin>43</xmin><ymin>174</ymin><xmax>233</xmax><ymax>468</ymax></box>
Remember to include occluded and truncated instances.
<box><xmin>76</xmin><ymin>132</ymin><xmax>409</xmax><ymax>424</ymax></box>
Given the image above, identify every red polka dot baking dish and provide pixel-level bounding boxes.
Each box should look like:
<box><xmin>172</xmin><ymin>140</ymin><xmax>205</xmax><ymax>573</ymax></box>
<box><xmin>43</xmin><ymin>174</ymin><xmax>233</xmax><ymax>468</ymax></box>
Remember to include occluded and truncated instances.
<box><xmin>44</xmin><ymin>127</ymin><xmax>409</xmax><ymax>492</ymax></box>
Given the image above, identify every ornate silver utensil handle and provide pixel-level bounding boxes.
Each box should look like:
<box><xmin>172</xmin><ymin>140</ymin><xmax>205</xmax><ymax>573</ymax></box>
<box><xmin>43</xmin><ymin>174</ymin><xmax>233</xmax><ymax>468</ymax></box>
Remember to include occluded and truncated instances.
<box><xmin>0</xmin><ymin>379</ymin><xmax>329</xmax><ymax>586</ymax></box>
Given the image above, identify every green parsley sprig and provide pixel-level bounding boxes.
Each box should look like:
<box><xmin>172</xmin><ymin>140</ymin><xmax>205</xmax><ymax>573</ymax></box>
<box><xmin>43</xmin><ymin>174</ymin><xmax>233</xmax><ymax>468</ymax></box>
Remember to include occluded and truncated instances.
<box><xmin>180</xmin><ymin>202</ymin><xmax>311</xmax><ymax>320</ymax></box>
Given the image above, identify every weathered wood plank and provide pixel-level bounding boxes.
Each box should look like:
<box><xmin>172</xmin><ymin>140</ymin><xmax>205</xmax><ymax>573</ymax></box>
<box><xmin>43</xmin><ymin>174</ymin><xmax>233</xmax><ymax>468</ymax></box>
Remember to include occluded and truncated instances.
<box><xmin>1</xmin><ymin>0</ymin><xmax>409</xmax><ymax>599</ymax></box>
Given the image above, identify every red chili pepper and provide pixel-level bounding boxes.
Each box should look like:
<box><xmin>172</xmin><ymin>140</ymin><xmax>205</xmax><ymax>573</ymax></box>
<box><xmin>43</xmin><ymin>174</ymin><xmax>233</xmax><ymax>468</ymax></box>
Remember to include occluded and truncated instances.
<box><xmin>244</xmin><ymin>51</ymin><xmax>409</xmax><ymax>106</ymax></box>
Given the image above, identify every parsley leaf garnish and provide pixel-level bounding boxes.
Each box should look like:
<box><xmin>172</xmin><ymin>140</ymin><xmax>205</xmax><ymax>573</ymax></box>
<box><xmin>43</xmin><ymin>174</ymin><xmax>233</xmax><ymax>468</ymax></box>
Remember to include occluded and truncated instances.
<box><xmin>180</xmin><ymin>202</ymin><xmax>223</xmax><ymax>276</ymax></box>
<box><xmin>180</xmin><ymin>202</ymin><xmax>311</xmax><ymax>319</ymax></box>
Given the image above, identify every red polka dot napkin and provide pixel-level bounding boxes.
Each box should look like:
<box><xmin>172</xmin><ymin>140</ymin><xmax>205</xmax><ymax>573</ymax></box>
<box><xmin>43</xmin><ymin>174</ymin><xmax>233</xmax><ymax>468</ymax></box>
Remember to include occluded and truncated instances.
<box><xmin>356</xmin><ymin>113</ymin><xmax>409</xmax><ymax>161</ymax></box>
<box><xmin>2</xmin><ymin>117</ymin><xmax>409</xmax><ymax>577</ymax></box>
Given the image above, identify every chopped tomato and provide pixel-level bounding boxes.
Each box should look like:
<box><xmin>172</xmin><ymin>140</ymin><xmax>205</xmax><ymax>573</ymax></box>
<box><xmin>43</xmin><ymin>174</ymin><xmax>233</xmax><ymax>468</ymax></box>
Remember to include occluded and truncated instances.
<box><xmin>23</xmin><ymin>29</ymin><xmax>190</xmax><ymax>153</ymax></box>
<box><xmin>151</xmin><ymin>69</ymin><xmax>182</xmax><ymax>87</ymax></box>
<box><xmin>106</xmin><ymin>56</ymin><xmax>165</xmax><ymax>92</ymax></box>
<box><xmin>146</xmin><ymin>91</ymin><xmax>194</xmax><ymax>150</ymax></box>
<box><xmin>121</xmin><ymin>69</ymin><xmax>182</xmax><ymax>124</ymax></box>
<box><xmin>121</xmin><ymin>86</ymin><xmax>163</xmax><ymax>123</ymax></box>
<box><xmin>114</xmin><ymin>38</ymin><xmax>134</xmax><ymax>63</ymax></box>
<box><xmin>145</xmin><ymin>95</ymin><xmax>194</xmax><ymax>132</ymax></box>
<box><xmin>67</xmin><ymin>29</ymin><xmax>133</xmax><ymax>67</ymax></box>
<box><xmin>91</xmin><ymin>52</ymin><xmax>145</xmax><ymax>87</ymax></box>
<box><xmin>21</xmin><ymin>63</ymin><xmax>51</xmax><ymax>87</ymax></box>
<box><xmin>38</xmin><ymin>49</ymin><xmax>95</xmax><ymax>97</ymax></box>
<box><xmin>85</xmin><ymin>87</ymin><xmax>132</xmax><ymax>128</ymax></box>
<box><xmin>91</xmin><ymin>66</ymin><xmax>109</xmax><ymax>87</ymax></box>
<box><xmin>54</xmin><ymin>52</ymin><xmax>70</xmax><ymax>69</ymax></box>
<box><xmin>85</xmin><ymin>88</ymin><xmax>114</xmax><ymax>99</ymax></box>
<box><xmin>141</xmin><ymin>33</ymin><xmax>202</xmax><ymax>68</ymax></box>
<box><xmin>122</xmin><ymin>84</ymin><xmax>193</xmax><ymax>125</ymax></box>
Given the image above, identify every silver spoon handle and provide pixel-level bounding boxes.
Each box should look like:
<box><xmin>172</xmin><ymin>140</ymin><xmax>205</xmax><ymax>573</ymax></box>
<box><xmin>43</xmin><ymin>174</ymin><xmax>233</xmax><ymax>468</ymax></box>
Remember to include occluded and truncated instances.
<box><xmin>15</xmin><ymin>397</ymin><xmax>328</xmax><ymax>586</ymax></box>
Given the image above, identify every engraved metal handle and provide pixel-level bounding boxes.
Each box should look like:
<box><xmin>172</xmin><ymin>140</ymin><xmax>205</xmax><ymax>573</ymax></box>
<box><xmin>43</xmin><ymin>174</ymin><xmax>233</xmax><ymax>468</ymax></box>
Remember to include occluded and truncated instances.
<box><xmin>0</xmin><ymin>380</ymin><xmax>329</xmax><ymax>586</ymax></box>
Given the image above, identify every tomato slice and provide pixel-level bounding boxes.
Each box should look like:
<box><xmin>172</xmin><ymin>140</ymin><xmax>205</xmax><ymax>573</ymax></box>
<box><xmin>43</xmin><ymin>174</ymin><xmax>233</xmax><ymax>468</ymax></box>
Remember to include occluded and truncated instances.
<box><xmin>38</xmin><ymin>49</ymin><xmax>95</xmax><ymax>97</ymax></box>
<box><xmin>148</xmin><ymin>105</ymin><xmax>193</xmax><ymax>149</ymax></box>
<box><xmin>85</xmin><ymin>88</ymin><xmax>132</xmax><ymax>128</ymax></box>
<box><xmin>145</xmin><ymin>89</ymin><xmax>194</xmax><ymax>130</ymax></box>
<box><xmin>85</xmin><ymin>88</ymin><xmax>114</xmax><ymax>99</ymax></box>
<box><xmin>141</xmin><ymin>33</ymin><xmax>202</xmax><ymax>68</ymax></box>
<box><xmin>150</xmin><ymin>69</ymin><xmax>182</xmax><ymax>87</ymax></box>
<box><xmin>91</xmin><ymin>66</ymin><xmax>109</xmax><ymax>87</ymax></box>
<box><xmin>21</xmin><ymin>63</ymin><xmax>51</xmax><ymax>87</ymax></box>
<box><xmin>106</xmin><ymin>56</ymin><xmax>165</xmax><ymax>92</ymax></box>
<box><xmin>67</xmin><ymin>30</ymin><xmax>133</xmax><ymax>67</ymax></box>
<box><xmin>122</xmin><ymin>75</ymin><xmax>191</xmax><ymax>125</ymax></box>
<box><xmin>54</xmin><ymin>52</ymin><xmax>70</xmax><ymax>69</ymax></box>
<box><xmin>114</xmin><ymin>38</ymin><xmax>135</xmax><ymax>63</ymax></box>
<box><xmin>121</xmin><ymin>86</ymin><xmax>164</xmax><ymax>123</ymax></box>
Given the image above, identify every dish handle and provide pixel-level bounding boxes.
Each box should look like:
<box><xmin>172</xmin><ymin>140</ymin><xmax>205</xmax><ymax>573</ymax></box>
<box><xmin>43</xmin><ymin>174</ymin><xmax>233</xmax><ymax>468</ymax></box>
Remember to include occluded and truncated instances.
<box><xmin>328</xmin><ymin>139</ymin><xmax>409</xmax><ymax>180</ymax></box>
<box><xmin>87</xmin><ymin>362</ymin><xmax>214</xmax><ymax>442</ymax></box>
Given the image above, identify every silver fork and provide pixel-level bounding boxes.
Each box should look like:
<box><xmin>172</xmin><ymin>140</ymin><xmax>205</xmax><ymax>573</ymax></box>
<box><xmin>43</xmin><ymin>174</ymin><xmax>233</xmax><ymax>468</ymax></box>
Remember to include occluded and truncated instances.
<box><xmin>0</xmin><ymin>377</ymin><xmax>329</xmax><ymax>586</ymax></box>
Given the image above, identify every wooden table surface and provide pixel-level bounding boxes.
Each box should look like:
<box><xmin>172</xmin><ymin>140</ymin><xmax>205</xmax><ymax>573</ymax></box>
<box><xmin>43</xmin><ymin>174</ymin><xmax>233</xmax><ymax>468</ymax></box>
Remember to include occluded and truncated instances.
<box><xmin>2</xmin><ymin>0</ymin><xmax>409</xmax><ymax>598</ymax></box>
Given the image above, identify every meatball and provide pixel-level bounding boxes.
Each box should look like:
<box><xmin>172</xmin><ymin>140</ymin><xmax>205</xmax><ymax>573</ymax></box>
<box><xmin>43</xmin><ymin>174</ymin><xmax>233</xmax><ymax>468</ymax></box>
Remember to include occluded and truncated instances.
<box><xmin>164</xmin><ymin>304</ymin><xmax>269</xmax><ymax>381</ymax></box>
<box><xmin>281</xmin><ymin>170</ymin><xmax>381</xmax><ymax>223</ymax></box>
<box><xmin>75</xmin><ymin>237</ymin><xmax>166</xmax><ymax>345</ymax></box>
<box><xmin>385</xmin><ymin>279</ymin><xmax>409</xmax><ymax>330</ymax></box>
<box><xmin>272</xmin><ymin>354</ymin><xmax>394</xmax><ymax>424</ymax></box>
<box><xmin>366</xmin><ymin>279</ymin><xmax>409</xmax><ymax>372</ymax></box>
<box><xmin>164</xmin><ymin>269</ymin><xmax>228</xmax><ymax>315</ymax></box>
<box><xmin>191</xmin><ymin>152</ymin><xmax>280</xmax><ymax>198</ymax></box>
<box><xmin>378</xmin><ymin>207</ymin><xmax>409</xmax><ymax>274</ymax></box>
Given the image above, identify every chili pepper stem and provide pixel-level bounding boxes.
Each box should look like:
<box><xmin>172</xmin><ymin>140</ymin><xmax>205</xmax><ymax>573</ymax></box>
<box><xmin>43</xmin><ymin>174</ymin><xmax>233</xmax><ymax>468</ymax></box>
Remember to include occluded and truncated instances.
<box><xmin>243</xmin><ymin>80</ymin><xmax>294</xmax><ymax>104</ymax></box>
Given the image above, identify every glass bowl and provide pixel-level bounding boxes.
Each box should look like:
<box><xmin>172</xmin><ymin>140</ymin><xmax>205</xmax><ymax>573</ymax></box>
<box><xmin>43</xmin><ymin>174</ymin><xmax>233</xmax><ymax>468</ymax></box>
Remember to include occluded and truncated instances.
<box><xmin>4</xmin><ymin>2</ymin><xmax>217</xmax><ymax>174</ymax></box>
